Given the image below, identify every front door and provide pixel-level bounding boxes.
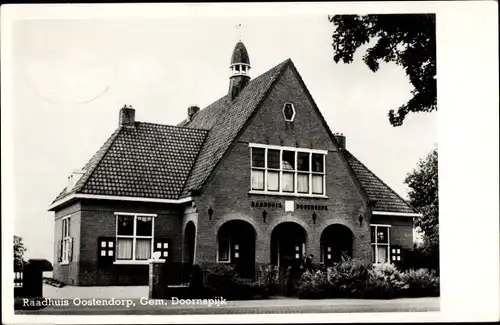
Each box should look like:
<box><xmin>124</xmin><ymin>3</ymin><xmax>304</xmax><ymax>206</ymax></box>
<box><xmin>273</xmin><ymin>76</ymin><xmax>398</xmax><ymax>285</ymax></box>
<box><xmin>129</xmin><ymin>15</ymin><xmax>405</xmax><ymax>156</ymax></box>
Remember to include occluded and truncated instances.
<box><xmin>231</xmin><ymin>238</ymin><xmax>255</xmax><ymax>278</ymax></box>
<box><xmin>278</xmin><ymin>239</ymin><xmax>303</xmax><ymax>271</ymax></box>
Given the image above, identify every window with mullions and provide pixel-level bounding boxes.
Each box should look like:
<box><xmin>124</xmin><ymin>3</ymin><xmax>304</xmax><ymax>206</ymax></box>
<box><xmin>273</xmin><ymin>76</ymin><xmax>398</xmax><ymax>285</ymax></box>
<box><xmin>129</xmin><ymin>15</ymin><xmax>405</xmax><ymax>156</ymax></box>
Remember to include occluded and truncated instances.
<box><xmin>371</xmin><ymin>225</ymin><xmax>390</xmax><ymax>264</ymax></box>
<box><xmin>116</xmin><ymin>214</ymin><xmax>154</xmax><ymax>261</ymax></box>
<box><xmin>60</xmin><ymin>216</ymin><xmax>73</xmax><ymax>263</ymax></box>
<box><xmin>250</xmin><ymin>145</ymin><xmax>326</xmax><ymax>196</ymax></box>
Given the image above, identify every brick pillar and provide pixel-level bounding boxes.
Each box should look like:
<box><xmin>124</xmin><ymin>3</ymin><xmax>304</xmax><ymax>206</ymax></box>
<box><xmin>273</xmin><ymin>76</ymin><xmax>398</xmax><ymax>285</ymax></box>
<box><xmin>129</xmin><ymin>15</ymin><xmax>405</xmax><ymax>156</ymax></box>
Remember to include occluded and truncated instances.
<box><xmin>255</xmin><ymin>238</ymin><xmax>268</xmax><ymax>266</ymax></box>
<box><xmin>148</xmin><ymin>259</ymin><xmax>166</xmax><ymax>299</ymax></box>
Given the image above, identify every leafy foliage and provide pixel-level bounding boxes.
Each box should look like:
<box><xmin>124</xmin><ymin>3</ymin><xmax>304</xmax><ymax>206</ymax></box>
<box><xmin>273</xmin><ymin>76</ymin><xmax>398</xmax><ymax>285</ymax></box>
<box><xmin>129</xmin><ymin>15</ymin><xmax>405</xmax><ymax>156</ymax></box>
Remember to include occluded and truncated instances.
<box><xmin>401</xmin><ymin>268</ymin><xmax>440</xmax><ymax>297</ymax></box>
<box><xmin>296</xmin><ymin>269</ymin><xmax>330</xmax><ymax>299</ymax></box>
<box><xmin>365</xmin><ymin>263</ymin><xmax>409</xmax><ymax>299</ymax></box>
<box><xmin>328</xmin><ymin>14</ymin><xmax>436</xmax><ymax>126</ymax></box>
<box><xmin>257</xmin><ymin>264</ymin><xmax>279</xmax><ymax>297</ymax></box>
<box><xmin>297</xmin><ymin>256</ymin><xmax>440</xmax><ymax>299</ymax></box>
<box><xmin>14</xmin><ymin>235</ymin><xmax>27</xmax><ymax>270</ymax></box>
<box><xmin>326</xmin><ymin>255</ymin><xmax>369</xmax><ymax>298</ymax></box>
<box><xmin>405</xmin><ymin>148</ymin><xmax>439</xmax><ymax>257</ymax></box>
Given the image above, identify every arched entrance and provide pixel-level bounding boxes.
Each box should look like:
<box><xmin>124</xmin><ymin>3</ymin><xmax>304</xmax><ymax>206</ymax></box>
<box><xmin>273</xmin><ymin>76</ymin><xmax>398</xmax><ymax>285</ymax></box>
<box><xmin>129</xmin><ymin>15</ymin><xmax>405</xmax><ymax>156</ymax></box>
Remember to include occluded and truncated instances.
<box><xmin>217</xmin><ymin>220</ymin><xmax>256</xmax><ymax>278</ymax></box>
<box><xmin>320</xmin><ymin>224</ymin><xmax>353</xmax><ymax>265</ymax></box>
<box><xmin>184</xmin><ymin>221</ymin><xmax>196</xmax><ymax>265</ymax></box>
<box><xmin>271</xmin><ymin>222</ymin><xmax>307</xmax><ymax>271</ymax></box>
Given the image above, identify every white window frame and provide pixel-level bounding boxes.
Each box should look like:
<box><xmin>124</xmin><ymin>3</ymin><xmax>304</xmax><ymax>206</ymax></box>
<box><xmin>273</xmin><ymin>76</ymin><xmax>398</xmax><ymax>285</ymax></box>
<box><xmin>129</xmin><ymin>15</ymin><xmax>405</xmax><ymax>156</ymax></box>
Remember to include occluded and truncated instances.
<box><xmin>282</xmin><ymin>102</ymin><xmax>296</xmax><ymax>122</ymax></box>
<box><xmin>114</xmin><ymin>212</ymin><xmax>156</xmax><ymax>265</ymax></box>
<box><xmin>231</xmin><ymin>63</ymin><xmax>250</xmax><ymax>76</ymax></box>
<box><xmin>217</xmin><ymin>237</ymin><xmax>231</xmax><ymax>263</ymax></box>
<box><xmin>249</xmin><ymin>143</ymin><xmax>327</xmax><ymax>198</ymax></box>
<box><xmin>61</xmin><ymin>215</ymin><xmax>71</xmax><ymax>265</ymax></box>
<box><xmin>370</xmin><ymin>224</ymin><xmax>391</xmax><ymax>264</ymax></box>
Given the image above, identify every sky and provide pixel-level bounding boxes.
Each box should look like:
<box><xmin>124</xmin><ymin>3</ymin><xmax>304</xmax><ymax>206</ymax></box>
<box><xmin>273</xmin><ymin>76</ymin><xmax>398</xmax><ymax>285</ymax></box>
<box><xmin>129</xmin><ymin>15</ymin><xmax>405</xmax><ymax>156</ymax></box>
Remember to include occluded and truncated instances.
<box><xmin>10</xmin><ymin>15</ymin><xmax>437</xmax><ymax>261</ymax></box>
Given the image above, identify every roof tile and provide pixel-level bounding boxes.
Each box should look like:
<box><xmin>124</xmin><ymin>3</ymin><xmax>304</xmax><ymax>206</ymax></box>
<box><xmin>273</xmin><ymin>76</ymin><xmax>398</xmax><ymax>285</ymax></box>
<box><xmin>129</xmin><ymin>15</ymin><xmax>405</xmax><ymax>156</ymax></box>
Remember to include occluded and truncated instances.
<box><xmin>180</xmin><ymin>59</ymin><xmax>290</xmax><ymax>197</ymax></box>
<box><xmin>343</xmin><ymin>150</ymin><xmax>416</xmax><ymax>214</ymax></box>
<box><xmin>51</xmin><ymin>58</ymin><xmax>415</xmax><ymax>216</ymax></box>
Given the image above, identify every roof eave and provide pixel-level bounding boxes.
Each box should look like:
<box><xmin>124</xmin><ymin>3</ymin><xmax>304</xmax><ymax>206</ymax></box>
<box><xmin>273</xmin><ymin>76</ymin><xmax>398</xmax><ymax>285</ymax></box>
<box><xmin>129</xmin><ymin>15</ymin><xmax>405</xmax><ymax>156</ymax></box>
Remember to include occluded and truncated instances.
<box><xmin>48</xmin><ymin>193</ymin><xmax>193</xmax><ymax>211</ymax></box>
<box><xmin>372</xmin><ymin>211</ymin><xmax>423</xmax><ymax>218</ymax></box>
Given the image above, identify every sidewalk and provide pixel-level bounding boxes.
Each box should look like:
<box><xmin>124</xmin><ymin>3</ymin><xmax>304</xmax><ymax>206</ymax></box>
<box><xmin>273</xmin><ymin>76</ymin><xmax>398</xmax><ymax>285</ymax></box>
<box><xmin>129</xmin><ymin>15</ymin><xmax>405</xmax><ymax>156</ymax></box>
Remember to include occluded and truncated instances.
<box><xmin>17</xmin><ymin>285</ymin><xmax>439</xmax><ymax>314</ymax></box>
<box><xmin>42</xmin><ymin>284</ymin><xmax>148</xmax><ymax>299</ymax></box>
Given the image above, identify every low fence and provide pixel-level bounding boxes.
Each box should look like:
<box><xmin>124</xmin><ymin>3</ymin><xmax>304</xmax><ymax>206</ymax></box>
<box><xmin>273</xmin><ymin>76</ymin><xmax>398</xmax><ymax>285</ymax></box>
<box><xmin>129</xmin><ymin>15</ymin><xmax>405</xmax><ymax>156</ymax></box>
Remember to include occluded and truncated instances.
<box><xmin>14</xmin><ymin>270</ymin><xmax>24</xmax><ymax>297</ymax></box>
<box><xmin>14</xmin><ymin>271</ymin><xmax>23</xmax><ymax>287</ymax></box>
<box><xmin>158</xmin><ymin>262</ymin><xmax>302</xmax><ymax>297</ymax></box>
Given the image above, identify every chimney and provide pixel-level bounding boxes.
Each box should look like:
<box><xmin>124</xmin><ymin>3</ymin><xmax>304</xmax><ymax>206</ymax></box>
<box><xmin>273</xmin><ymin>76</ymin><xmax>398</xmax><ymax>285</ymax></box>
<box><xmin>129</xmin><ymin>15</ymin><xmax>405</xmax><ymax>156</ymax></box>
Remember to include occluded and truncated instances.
<box><xmin>67</xmin><ymin>169</ymin><xmax>85</xmax><ymax>191</ymax></box>
<box><xmin>119</xmin><ymin>104</ymin><xmax>135</xmax><ymax>128</ymax></box>
<box><xmin>334</xmin><ymin>133</ymin><xmax>346</xmax><ymax>149</ymax></box>
<box><xmin>188</xmin><ymin>106</ymin><xmax>200</xmax><ymax>121</ymax></box>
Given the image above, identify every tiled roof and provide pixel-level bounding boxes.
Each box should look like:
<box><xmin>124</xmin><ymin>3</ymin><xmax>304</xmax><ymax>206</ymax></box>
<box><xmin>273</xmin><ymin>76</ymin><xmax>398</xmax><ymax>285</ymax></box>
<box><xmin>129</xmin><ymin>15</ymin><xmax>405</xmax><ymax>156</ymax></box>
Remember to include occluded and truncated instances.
<box><xmin>51</xmin><ymin>128</ymin><xmax>122</xmax><ymax>203</ymax></box>
<box><xmin>50</xmin><ymin>57</ymin><xmax>415</xmax><ymax>216</ymax></box>
<box><xmin>180</xmin><ymin>59</ymin><xmax>290</xmax><ymax>197</ymax></box>
<box><xmin>51</xmin><ymin>123</ymin><xmax>207</xmax><ymax>203</ymax></box>
<box><xmin>343</xmin><ymin>150</ymin><xmax>416</xmax><ymax>214</ymax></box>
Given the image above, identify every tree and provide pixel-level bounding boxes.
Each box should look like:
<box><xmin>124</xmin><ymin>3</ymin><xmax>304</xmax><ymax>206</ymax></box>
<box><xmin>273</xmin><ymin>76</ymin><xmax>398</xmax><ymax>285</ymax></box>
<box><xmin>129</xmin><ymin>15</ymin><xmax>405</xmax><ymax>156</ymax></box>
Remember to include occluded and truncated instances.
<box><xmin>14</xmin><ymin>235</ymin><xmax>27</xmax><ymax>269</ymax></box>
<box><xmin>328</xmin><ymin>14</ymin><xmax>436</xmax><ymax>126</ymax></box>
<box><xmin>404</xmin><ymin>148</ymin><xmax>439</xmax><ymax>256</ymax></box>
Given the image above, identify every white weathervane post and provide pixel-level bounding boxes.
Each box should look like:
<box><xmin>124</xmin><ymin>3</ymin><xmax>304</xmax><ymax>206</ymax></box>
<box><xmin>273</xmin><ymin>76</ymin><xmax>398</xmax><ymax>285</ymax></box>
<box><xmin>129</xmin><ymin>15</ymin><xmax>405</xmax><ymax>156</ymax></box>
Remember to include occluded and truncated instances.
<box><xmin>236</xmin><ymin>23</ymin><xmax>242</xmax><ymax>41</ymax></box>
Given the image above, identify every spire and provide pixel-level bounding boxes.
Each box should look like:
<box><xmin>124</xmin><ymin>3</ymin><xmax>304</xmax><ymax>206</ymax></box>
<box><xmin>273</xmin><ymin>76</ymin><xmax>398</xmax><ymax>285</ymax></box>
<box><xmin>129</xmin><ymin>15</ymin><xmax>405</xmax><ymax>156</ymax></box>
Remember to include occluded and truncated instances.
<box><xmin>228</xmin><ymin>38</ymin><xmax>251</xmax><ymax>100</ymax></box>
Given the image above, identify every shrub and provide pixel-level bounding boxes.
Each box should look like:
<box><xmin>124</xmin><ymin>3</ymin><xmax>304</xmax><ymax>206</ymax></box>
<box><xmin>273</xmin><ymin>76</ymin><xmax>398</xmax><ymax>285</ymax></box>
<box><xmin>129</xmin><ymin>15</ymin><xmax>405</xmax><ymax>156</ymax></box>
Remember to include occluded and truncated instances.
<box><xmin>327</xmin><ymin>255</ymin><xmax>370</xmax><ymax>298</ymax></box>
<box><xmin>204</xmin><ymin>263</ymin><xmax>236</xmax><ymax>297</ymax></box>
<box><xmin>297</xmin><ymin>269</ymin><xmax>330</xmax><ymax>299</ymax></box>
<box><xmin>257</xmin><ymin>264</ymin><xmax>279</xmax><ymax>298</ymax></box>
<box><xmin>401</xmin><ymin>268</ymin><xmax>440</xmax><ymax>297</ymax></box>
<box><xmin>365</xmin><ymin>263</ymin><xmax>409</xmax><ymax>299</ymax></box>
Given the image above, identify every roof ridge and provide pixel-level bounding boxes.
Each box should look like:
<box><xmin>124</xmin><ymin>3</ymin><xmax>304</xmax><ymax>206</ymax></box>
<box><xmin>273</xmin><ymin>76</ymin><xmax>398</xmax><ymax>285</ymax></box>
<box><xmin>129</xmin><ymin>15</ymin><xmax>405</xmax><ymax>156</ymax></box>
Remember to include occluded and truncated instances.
<box><xmin>285</xmin><ymin>59</ymin><xmax>371</xmax><ymax>206</ymax></box>
<box><xmin>177</xmin><ymin>130</ymin><xmax>210</xmax><ymax>199</ymax></box>
<box><xmin>180</xmin><ymin>58</ymin><xmax>291</xmax><ymax>196</ymax></box>
<box><xmin>138</xmin><ymin>121</ymin><xmax>210</xmax><ymax>132</ymax></box>
<box><xmin>344</xmin><ymin>149</ymin><xmax>415</xmax><ymax>213</ymax></box>
<box><xmin>191</xmin><ymin>58</ymin><xmax>291</xmax><ymax>193</ymax></box>
<box><xmin>182</xmin><ymin>58</ymin><xmax>291</xmax><ymax>129</ymax></box>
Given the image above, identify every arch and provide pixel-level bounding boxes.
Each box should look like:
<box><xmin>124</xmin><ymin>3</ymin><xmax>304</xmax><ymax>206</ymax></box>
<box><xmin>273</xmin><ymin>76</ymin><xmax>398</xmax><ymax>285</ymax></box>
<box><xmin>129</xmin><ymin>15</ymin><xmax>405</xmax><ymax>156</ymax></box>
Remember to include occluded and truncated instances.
<box><xmin>216</xmin><ymin>219</ymin><xmax>256</xmax><ymax>278</ymax></box>
<box><xmin>268</xmin><ymin>215</ymin><xmax>310</xmax><ymax>236</ymax></box>
<box><xmin>213</xmin><ymin>214</ymin><xmax>260</xmax><ymax>241</ymax></box>
<box><xmin>320</xmin><ymin>223</ymin><xmax>354</xmax><ymax>265</ymax></box>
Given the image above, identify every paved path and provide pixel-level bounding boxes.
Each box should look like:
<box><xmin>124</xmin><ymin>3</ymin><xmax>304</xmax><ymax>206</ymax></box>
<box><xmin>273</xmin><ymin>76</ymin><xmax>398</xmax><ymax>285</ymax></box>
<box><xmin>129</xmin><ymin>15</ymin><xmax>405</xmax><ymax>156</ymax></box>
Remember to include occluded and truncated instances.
<box><xmin>17</xmin><ymin>297</ymin><xmax>439</xmax><ymax>315</ymax></box>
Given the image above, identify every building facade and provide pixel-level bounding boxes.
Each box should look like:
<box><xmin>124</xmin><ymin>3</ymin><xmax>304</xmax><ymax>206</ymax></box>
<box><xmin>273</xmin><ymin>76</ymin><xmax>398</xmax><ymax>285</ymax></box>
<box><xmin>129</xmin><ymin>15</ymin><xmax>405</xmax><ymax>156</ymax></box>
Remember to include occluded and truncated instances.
<box><xmin>48</xmin><ymin>41</ymin><xmax>420</xmax><ymax>286</ymax></box>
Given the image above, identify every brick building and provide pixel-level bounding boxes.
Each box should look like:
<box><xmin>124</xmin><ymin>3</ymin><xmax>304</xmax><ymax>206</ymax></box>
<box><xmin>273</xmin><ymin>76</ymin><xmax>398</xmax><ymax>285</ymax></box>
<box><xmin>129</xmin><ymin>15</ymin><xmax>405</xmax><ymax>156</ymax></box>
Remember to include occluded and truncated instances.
<box><xmin>48</xmin><ymin>41</ymin><xmax>420</xmax><ymax>286</ymax></box>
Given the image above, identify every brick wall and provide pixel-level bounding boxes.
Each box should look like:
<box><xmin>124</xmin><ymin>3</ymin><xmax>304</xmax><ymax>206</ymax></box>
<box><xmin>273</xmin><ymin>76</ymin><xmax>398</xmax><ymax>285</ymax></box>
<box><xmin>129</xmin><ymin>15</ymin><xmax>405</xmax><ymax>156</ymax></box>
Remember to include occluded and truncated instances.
<box><xmin>53</xmin><ymin>202</ymin><xmax>81</xmax><ymax>285</ymax></box>
<box><xmin>193</xmin><ymin>65</ymin><xmax>372</xmax><ymax>267</ymax></box>
<box><xmin>54</xmin><ymin>200</ymin><xmax>183</xmax><ymax>286</ymax></box>
<box><xmin>370</xmin><ymin>215</ymin><xmax>414</xmax><ymax>249</ymax></box>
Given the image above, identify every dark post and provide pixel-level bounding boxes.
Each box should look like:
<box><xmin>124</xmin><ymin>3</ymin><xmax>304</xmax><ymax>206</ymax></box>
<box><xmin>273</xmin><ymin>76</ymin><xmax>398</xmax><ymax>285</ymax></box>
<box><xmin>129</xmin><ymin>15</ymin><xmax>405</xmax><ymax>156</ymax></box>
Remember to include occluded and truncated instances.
<box><xmin>22</xmin><ymin>259</ymin><xmax>51</xmax><ymax>299</ymax></box>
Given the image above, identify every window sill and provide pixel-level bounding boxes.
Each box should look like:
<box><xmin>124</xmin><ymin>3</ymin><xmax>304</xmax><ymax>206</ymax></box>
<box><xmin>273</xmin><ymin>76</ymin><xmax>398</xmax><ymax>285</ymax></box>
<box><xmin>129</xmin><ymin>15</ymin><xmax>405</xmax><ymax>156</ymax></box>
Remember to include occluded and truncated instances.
<box><xmin>60</xmin><ymin>261</ymin><xmax>69</xmax><ymax>266</ymax></box>
<box><xmin>113</xmin><ymin>260</ymin><xmax>149</xmax><ymax>265</ymax></box>
<box><xmin>249</xmin><ymin>191</ymin><xmax>328</xmax><ymax>199</ymax></box>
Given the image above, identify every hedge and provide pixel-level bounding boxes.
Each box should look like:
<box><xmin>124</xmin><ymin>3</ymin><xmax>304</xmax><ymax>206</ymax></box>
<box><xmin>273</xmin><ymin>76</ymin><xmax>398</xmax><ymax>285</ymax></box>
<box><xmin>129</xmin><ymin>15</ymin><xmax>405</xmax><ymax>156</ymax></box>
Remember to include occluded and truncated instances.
<box><xmin>296</xmin><ymin>256</ymin><xmax>440</xmax><ymax>299</ymax></box>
